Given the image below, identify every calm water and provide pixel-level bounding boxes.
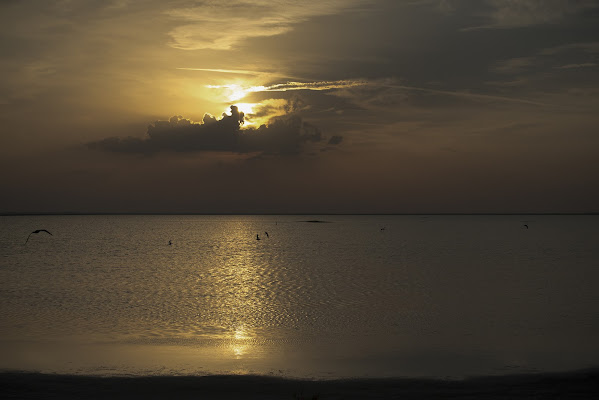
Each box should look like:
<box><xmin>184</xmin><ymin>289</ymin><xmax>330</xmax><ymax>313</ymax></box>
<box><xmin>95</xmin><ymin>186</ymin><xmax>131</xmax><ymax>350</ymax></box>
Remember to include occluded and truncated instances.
<box><xmin>1</xmin><ymin>215</ymin><xmax>598</xmax><ymax>378</ymax></box>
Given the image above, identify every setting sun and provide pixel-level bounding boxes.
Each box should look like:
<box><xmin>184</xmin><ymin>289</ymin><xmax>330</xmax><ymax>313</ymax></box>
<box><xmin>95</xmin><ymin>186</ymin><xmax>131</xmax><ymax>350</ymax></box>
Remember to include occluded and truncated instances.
<box><xmin>206</xmin><ymin>83</ymin><xmax>268</xmax><ymax>126</ymax></box>
<box><xmin>223</xmin><ymin>103</ymin><xmax>258</xmax><ymax>125</ymax></box>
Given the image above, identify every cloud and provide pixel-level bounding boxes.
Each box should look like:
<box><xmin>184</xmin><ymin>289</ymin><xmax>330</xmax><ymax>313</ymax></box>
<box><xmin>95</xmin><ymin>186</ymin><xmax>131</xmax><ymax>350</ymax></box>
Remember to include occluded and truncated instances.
<box><xmin>490</xmin><ymin>41</ymin><xmax>599</xmax><ymax>86</ymax></box>
<box><xmin>88</xmin><ymin>105</ymin><xmax>341</xmax><ymax>156</ymax></box>
<box><xmin>206</xmin><ymin>80</ymin><xmax>367</xmax><ymax>101</ymax></box>
<box><xmin>166</xmin><ymin>0</ymin><xmax>369</xmax><ymax>50</ymax></box>
<box><xmin>307</xmin><ymin>78</ymin><xmax>555</xmax><ymax>108</ymax></box>
<box><xmin>464</xmin><ymin>0</ymin><xmax>599</xmax><ymax>30</ymax></box>
<box><xmin>556</xmin><ymin>63</ymin><xmax>598</xmax><ymax>70</ymax></box>
<box><xmin>175</xmin><ymin>68</ymin><xmax>265</xmax><ymax>76</ymax></box>
<box><xmin>261</xmin><ymin>80</ymin><xmax>367</xmax><ymax>92</ymax></box>
<box><xmin>539</xmin><ymin>42</ymin><xmax>599</xmax><ymax>56</ymax></box>
<box><xmin>493</xmin><ymin>57</ymin><xmax>536</xmax><ymax>74</ymax></box>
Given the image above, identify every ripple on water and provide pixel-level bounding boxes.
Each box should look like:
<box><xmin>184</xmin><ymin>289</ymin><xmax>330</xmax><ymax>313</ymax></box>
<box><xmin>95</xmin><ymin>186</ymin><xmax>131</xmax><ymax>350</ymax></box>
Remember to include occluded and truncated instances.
<box><xmin>2</xmin><ymin>215</ymin><xmax>599</xmax><ymax>377</ymax></box>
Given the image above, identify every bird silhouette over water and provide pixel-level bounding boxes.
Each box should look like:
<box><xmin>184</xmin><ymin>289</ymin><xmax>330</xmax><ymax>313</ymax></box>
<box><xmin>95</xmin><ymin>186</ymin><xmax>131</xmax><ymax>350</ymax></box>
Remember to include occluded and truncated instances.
<box><xmin>25</xmin><ymin>229</ymin><xmax>53</xmax><ymax>244</ymax></box>
<box><xmin>265</xmin><ymin>231</ymin><xmax>269</xmax><ymax>238</ymax></box>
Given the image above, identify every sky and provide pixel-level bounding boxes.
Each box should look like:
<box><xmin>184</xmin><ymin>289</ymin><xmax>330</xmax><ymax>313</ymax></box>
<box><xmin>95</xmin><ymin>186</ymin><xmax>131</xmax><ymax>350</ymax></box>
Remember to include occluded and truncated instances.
<box><xmin>1</xmin><ymin>0</ymin><xmax>598</xmax><ymax>214</ymax></box>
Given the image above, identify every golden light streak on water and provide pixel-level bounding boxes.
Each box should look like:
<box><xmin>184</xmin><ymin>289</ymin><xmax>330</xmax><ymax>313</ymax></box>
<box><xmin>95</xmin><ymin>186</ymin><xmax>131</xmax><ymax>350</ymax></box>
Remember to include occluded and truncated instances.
<box><xmin>206</xmin><ymin>219</ymin><xmax>269</xmax><ymax>361</ymax></box>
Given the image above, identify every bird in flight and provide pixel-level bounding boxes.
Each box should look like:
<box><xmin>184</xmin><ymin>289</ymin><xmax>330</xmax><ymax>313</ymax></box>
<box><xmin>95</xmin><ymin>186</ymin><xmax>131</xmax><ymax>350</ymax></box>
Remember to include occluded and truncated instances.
<box><xmin>25</xmin><ymin>229</ymin><xmax>53</xmax><ymax>244</ymax></box>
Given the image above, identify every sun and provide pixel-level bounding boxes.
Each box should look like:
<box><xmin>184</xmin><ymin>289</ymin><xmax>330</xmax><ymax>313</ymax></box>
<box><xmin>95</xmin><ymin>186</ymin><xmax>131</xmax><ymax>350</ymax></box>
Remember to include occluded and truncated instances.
<box><xmin>222</xmin><ymin>102</ymin><xmax>258</xmax><ymax>125</ymax></box>
<box><xmin>229</xmin><ymin>102</ymin><xmax>257</xmax><ymax>116</ymax></box>
<box><xmin>207</xmin><ymin>83</ymin><xmax>263</xmax><ymax>126</ymax></box>
<box><xmin>207</xmin><ymin>82</ymin><xmax>288</xmax><ymax>127</ymax></box>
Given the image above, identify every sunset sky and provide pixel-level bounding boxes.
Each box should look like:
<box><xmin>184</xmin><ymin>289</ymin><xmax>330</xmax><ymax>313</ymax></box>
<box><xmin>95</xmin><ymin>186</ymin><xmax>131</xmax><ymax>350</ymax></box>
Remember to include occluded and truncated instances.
<box><xmin>1</xmin><ymin>0</ymin><xmax>598</xmax><ymax>214</ymax></box>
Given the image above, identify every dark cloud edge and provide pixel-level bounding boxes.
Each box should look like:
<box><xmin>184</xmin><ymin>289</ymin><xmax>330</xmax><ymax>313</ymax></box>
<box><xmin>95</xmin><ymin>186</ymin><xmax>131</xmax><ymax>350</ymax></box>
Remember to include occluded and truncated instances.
<box><xmin>87</xmin><ymin>106</ymin><xmax>343</xmax><ymax>157</ymax></box>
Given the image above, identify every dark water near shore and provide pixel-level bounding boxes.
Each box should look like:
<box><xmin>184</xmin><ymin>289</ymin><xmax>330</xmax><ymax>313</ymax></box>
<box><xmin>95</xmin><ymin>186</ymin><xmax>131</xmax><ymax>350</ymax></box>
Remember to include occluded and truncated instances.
<box><xmin>1</xmin><ymin>215</ymin><xmax>598</xmax><ymax>378</ymax></box>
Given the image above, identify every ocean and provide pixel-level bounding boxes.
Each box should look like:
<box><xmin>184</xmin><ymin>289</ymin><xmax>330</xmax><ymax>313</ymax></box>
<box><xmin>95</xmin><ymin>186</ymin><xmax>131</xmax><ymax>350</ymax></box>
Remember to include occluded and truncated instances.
<box><xmin>1</xmin><ymin>215</ymin><xmax>598</xmax><ymax>379</ymax></box>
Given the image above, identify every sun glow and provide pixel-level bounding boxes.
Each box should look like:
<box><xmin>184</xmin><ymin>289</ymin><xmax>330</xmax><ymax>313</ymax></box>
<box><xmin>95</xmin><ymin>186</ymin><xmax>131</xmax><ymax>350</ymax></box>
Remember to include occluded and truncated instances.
<box><xmin>207</xmin><ymin>81</ymin><xmax>301</xmax><ymax>127</ymax></box>
<box><xmin>221</xmin><ymin>103</ymin><xmax>259</xmax><ymax>126</ymax></box>
<box><xmin>230</xmin><ymin>326</ymin><xmax>252</xmax><ymax>358</ymax></box>
<box><xmin>207</xmin><ymin>84</ymin><xmax>267</xmax><ymax>102</ymax></box>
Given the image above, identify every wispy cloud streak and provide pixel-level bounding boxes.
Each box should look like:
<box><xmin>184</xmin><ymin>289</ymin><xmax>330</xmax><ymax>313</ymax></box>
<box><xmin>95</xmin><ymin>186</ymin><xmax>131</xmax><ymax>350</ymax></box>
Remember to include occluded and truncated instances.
<box><xmin>208</xmin><ymin>78</ymin><xmax>558</xmax><ymax>108</ymax></box>
<box><xmin>261</xmin><ymin>80</ymin><xmax>367</xmax><ymax>92</ymax></box>
<box><xmin>176</xmin><ymin>68</ymin><xmax>265</xmax><ymax>76</ymax></box>
<box><xmin>555</xmin><ymin>63</ymin><xmax>598</xmax><ymax>70</ymax></box>
<box><xmin>389</xmin><ymin>84</ymin><xmax>557</xmax><ymax>107</ymax></box>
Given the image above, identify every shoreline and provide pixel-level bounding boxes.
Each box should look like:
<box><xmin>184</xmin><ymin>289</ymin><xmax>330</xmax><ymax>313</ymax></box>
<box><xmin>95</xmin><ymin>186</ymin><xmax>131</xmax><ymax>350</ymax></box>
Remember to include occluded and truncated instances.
<box><xmin>2</xmin><ymin>369</ymin><xmax>599</xmax><ymax>399</ymax></box>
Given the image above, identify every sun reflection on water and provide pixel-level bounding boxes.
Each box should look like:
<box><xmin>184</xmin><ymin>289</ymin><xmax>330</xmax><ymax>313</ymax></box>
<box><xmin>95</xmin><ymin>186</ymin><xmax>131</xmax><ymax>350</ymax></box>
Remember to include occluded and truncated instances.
<box><xmin>233</xmin><ymin>326</ymin><xmax>252</xmax><ymax>340</ymax></box>
<box><xmin>230</xmin><ymin>325</ymin><xmax>252</xmax><ymax>358</ymax></box>
<box><xmin>205</xmin><ymin>219</ymin><xmax>272</xmax><ymax>360</ymax></box>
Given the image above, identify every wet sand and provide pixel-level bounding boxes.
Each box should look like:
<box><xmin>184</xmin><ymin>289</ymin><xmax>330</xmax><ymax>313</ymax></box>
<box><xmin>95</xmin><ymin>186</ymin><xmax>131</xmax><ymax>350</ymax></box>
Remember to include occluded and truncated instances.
<box><xmin>2</xmin><ymin>369</ymin><xmax>598</xmax><ymax>399</ymax></box>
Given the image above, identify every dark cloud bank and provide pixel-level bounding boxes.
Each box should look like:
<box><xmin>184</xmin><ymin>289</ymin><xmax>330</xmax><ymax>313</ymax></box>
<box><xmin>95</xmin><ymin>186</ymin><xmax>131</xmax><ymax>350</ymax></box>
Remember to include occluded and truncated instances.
<box><xmin>88</xmin><ymin>106</ymin><xmax>342</xmax><ymax>156</ymax></box>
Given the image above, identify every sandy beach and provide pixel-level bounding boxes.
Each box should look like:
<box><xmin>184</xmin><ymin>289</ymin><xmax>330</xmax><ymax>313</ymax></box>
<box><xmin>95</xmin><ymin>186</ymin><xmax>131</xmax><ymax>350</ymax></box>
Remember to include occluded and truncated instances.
<box><xmin>2</xmin><ymin>369</ymin><xmax>599</xmax><ymax>399</ymax></box>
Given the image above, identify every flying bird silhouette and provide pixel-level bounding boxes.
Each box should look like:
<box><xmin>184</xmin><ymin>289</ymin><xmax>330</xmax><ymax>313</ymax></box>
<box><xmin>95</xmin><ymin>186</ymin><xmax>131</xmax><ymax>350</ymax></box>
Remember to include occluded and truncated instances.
<box><xmin>25</xmin><ymin>229</ymin><xmax>53</xmax><ymax>244</ymax></box>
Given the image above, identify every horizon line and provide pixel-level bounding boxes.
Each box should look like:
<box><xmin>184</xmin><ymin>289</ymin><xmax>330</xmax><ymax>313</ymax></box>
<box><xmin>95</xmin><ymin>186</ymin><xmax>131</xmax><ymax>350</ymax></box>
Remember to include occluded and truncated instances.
<box><xmin>2</xmin><ymin>212</ymin><xmax>598</xmax><ymax>216</ymax></box>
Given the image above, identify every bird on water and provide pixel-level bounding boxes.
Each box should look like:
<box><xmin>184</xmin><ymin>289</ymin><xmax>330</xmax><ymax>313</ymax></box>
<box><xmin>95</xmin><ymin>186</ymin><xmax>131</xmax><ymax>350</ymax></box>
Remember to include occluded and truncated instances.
<box><xmin>25</xmin><ymin>229</ymin><xmax>53</xmax><ymax>244</ymax></box>
<box><xmin>256</xmin><ymin>234</ymin><xmax>261</xmax><ymax>240</ymax></box>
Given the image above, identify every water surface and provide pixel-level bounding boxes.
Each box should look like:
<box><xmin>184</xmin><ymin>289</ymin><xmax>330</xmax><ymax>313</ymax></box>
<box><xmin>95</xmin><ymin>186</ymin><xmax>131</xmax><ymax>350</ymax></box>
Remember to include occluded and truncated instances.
<box><xmin>1</xmin><ymin>215</ymin><xmax>598</xmax><ymax>378</ymax></box>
